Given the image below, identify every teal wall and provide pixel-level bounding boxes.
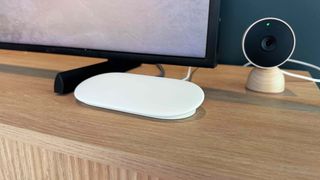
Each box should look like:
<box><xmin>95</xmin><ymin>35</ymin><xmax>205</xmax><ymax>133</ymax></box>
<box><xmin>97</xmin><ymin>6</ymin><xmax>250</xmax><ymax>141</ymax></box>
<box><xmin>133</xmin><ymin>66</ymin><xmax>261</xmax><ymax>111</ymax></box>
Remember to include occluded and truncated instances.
<box><xmin>218</xmin><ymin>1</ymin><xmax>320</xmax><ymax>86</ymax></box>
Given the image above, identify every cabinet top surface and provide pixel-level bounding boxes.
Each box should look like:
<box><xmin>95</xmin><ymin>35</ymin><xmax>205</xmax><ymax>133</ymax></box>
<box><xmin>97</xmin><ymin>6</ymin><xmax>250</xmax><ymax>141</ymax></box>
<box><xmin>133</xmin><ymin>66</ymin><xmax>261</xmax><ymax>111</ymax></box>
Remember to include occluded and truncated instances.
<box><xmin>0</xmin><ymin>50</ymin><xmax>319</xmax><ymax>179</ymax></box>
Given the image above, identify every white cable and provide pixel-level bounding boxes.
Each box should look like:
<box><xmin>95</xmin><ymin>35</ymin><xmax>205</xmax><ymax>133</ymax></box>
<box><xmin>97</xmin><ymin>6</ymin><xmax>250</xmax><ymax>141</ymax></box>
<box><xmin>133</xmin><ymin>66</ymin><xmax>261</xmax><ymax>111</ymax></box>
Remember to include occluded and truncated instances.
<box><xmin>288</xmin><ymin>59</ymin><xmax>320</xmax><ymax>71</ymax></box>
<box><xmin>182</xmin><ymin>67</ymin><xmax>193</xmax><ymax>81</ymax></box>
<box><xmin>182</xmin><ymin>67</ymin><xmax>199</xmax><ymax>81</ymax></box>
<box><xmin>155</xmin><ymin>65</ymin><xmax>198</xmax><ymax>81</ymax></box>
<box><xmin>243</xmin><ymin>59</ymin><xmax>320</xmax><ymax>83</ymax></box>
<box><xmin>282</xmin><ymin>59</ymin><xmax>320</xmax><ymax>83</ymax></box>
<box><xmin>281</xmin><ymin>70</ymin><xmax>320</xmax><ymax>83</ymax></box>
<box><xmin>244</xmin><ymin>62</ymin><xmax>252</xmax><ymax>67</ymax></box>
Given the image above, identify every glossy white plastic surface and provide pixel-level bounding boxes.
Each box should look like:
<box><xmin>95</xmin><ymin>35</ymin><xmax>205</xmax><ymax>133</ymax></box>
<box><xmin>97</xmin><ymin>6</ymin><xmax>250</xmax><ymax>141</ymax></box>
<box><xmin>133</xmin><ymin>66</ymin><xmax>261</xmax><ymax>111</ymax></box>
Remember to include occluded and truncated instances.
<box><xmin>74</xmin><ymin>73</ymin><xmax>205</xmax><ymax>120</ymax></box>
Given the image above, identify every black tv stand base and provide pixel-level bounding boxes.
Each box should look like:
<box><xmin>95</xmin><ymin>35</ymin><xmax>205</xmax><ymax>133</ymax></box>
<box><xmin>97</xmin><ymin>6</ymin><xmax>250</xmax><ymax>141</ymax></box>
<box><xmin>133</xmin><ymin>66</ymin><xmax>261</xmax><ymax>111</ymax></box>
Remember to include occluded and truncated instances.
<box><xmin>54</xmin><ymin>60</ymin><xmax>141</xmax><ymax>94</ymax></box>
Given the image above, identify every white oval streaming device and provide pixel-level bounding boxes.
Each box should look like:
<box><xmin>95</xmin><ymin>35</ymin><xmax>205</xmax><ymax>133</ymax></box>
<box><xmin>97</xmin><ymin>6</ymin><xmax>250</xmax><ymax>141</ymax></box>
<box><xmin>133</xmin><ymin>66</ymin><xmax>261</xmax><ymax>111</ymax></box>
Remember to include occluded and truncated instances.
<box><xmin>74</xmin><ymin>73</ymin><xmax>205</xmax><ymax>120</ymax></box>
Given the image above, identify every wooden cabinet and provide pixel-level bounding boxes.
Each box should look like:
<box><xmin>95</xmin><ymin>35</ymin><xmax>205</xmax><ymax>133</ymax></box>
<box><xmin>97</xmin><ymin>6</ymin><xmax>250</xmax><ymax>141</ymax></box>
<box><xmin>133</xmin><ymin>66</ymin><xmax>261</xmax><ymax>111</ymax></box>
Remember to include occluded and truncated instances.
<box><xmin>0</xmin><ymin>50</ymin><xmax>319</xmax><ymax>180</ymax></box>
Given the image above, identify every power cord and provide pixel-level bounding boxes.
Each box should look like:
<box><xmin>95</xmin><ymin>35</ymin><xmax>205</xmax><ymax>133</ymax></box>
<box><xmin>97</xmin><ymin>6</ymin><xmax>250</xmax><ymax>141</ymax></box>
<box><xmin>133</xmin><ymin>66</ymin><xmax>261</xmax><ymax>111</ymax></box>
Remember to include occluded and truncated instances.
<box><xmin>243</xmin><ymin>59</ymin><xmax>320</xmax><ymax>83</ymax></box>
<box><xmin>156</xmin><ymin>64</ymin><xmax>165</xmax><ymax>77</ymax></box>
<box><xmin>182</xmin><ymin>67</ymin><xmax>199</xmax><ymax>81</ymax></box>
<box><xmin>282</xmin><ymin>59</ymin><xmax>320</xmax><ymax>83</ymax></box>
<box><xmin>244</xmin><ymin>62</ymin><xmax>251</xmax><ymax>67</ymax></box>
<box><xmin>155</xmin><ymin>65</ymin><xmax>198</xmax><ymax>81</ymax></box>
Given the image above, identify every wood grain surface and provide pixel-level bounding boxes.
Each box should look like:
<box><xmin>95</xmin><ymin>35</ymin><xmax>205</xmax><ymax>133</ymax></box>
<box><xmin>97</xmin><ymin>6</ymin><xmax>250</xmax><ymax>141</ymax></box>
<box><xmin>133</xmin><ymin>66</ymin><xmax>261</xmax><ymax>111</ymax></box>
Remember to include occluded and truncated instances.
<box><xmin>246</xmin><ymin>67</ymin><xmax>285</xmax><ymax>93</ymax></box>
<box><xmin>0</xmin><ymin>50</ymin><xmax>319</xmax><ymax>180</ymax></box>
<box><xmin>0</xmin><ymin>136</ymin><xmax>161</xmax><ymax>180</ymax></box>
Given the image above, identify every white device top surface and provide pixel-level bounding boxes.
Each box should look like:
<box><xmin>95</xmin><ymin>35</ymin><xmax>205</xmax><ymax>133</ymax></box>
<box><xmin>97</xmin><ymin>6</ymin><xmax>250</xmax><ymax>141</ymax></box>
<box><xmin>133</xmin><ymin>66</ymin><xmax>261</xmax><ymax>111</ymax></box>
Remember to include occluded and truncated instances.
<box><xmin>74</xmin><ymin>73</ymin><xmax>205</xmax><ymax>120</ymax></box>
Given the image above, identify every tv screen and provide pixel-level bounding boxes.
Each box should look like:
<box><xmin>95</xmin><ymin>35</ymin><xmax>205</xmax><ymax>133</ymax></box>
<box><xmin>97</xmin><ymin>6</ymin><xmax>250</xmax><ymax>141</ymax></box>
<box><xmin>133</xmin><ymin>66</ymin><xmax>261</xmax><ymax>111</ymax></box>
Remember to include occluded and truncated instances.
<box><xmin>0</xmin><ymin>0</ymin><xmax>220</xmax><ymax>67</ymax></box>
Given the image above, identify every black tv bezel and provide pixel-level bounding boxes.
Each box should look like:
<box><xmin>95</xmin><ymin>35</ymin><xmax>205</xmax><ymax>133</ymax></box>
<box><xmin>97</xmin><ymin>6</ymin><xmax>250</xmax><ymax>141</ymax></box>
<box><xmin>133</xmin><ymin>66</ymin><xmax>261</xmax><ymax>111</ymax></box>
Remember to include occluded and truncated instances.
<box><xmin>0</xmin><ymin>0</ymin><xmax>221</xmax><ymax>68</ymax></box>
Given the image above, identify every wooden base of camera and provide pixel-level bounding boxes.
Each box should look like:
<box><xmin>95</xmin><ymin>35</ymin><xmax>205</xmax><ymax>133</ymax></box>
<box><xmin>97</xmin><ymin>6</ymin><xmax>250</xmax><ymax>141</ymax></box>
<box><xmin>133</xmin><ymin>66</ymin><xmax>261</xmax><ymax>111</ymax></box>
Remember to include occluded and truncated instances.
<box><xmin>246</xmin><ymin>67</ymin><xmax>285</xmax><ymax>93</ymax></box>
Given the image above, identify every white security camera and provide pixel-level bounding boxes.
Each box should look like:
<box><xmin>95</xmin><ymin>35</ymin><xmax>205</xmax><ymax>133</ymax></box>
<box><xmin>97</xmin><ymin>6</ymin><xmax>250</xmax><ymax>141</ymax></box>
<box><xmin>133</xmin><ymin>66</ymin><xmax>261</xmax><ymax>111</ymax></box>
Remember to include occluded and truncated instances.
<box><xmin>242</xmin><ymin>17</ymin><xmax>296</xmax><ymax>93</ymax></box>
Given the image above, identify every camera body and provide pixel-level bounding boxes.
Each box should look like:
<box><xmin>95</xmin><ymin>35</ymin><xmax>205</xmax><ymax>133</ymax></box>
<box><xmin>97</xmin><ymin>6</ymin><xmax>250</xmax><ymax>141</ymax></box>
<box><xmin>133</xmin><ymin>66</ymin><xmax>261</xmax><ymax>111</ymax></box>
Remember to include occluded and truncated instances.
<box><xmin>242</xmin><ymin>18</ymin><xmax>296</xmax><ymax>93</ymax></box>
<box><xmin>242</xmin><ymin>17</ymin><xmax>296</xmax><ymax>69</ymax></box>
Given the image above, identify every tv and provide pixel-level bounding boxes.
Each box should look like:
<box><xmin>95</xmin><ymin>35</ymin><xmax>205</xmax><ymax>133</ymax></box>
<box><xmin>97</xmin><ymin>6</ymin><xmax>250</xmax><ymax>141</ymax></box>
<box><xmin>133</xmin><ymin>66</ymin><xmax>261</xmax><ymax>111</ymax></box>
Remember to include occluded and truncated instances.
<box><xmin>0</xmin><ymin>0</ymin><xmax>221</xmax><ymax>119</ymax></box>
<box><xmin>0</xmin><ymin>1</ymin><xmax>220</xmax><ymax>65</ymax></box>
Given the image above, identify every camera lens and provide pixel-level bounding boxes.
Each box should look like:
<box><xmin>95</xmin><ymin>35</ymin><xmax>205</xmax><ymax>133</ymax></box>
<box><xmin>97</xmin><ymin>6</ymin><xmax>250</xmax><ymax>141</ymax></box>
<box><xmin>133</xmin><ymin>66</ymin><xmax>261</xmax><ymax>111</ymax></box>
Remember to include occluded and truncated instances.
<box><xmin>261</xmin><ymin>36</ymin><xmax>277</xmax><ymax>52</ymax></box>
